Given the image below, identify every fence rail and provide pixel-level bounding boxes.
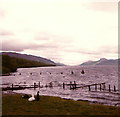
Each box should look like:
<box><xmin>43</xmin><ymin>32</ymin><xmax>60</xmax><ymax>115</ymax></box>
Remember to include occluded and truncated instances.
<box><xmin>2</xmin><ymin>81</ymin><xmax>118</xmax><ymax>93</ymax></box>
<box><xmin>63</xmin><ymin>81</ymin><xmax>118</xmax><ymax>92</ymax></box>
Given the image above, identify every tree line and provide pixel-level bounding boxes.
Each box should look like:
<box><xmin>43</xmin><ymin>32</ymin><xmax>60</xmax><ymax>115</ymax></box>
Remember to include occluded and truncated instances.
<box><xmin>0</xmin><ymin>55</ymin><xmax>56</xmax><ymax>75</ymax></box>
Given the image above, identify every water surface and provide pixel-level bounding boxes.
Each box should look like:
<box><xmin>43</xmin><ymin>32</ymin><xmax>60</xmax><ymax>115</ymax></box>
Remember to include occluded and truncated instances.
<box><xmin>1</xmin><ymin>65</ymin><xmax>120</xmax><ymax>106</ymax></box>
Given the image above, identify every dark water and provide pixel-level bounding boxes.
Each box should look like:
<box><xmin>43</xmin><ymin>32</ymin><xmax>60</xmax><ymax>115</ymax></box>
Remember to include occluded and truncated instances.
<box><xmin>1</xmin><ymin>65</ymin><xmax>120</xmax><ymax>106</ymax></box>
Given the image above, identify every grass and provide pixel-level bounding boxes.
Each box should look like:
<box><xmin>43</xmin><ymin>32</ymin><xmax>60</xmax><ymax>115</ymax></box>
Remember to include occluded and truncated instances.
<box><xmin>2</xmin><ymin>93</ymin><xmax>120</xmax><ymax>115</ymax></box>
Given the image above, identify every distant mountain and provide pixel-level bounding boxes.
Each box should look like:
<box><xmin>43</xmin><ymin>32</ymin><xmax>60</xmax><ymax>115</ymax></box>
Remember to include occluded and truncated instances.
<box><xmin>56</xmin><ymin>62</ymin><xmax>66</xmax><ymax>66</ymax></box>
<box><xmin>1</xmin><ymin>52</ymin><xmax>56</xmax><ymax>65</ymax></box>
<box><xmin>80</xmin><ymin>58</ymin><xmax>119</xmax><ymax>66</ymax></box>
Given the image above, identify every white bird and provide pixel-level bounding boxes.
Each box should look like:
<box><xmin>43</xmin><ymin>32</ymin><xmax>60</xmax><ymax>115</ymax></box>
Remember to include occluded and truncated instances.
<box><xmin>28</xmin><ymin>94</ymin><xmax>35</xmax><ymax>101</ymax></box>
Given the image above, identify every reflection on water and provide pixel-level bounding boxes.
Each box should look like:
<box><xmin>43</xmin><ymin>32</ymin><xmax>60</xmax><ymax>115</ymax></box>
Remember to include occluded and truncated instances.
<box><xmin>1</xmin><ymin>65</ymin><xmax>120</xmax><ymax>106</ymax></box>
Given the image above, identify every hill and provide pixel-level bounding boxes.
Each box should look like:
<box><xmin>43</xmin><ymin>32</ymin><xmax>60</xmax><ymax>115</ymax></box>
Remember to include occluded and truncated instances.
<box><xmin>80</xmin><ymin>58</ymin><xmax>119</xmax><ymax>66</ymax></box>
<box><xmin>0</xmin><ymin>52</ymin><xmax>57</xmax><ymax>75</ymax></box>
<box><xmin>1</xmin><ymin>52</ymin><xmax>56</xmax><ymax>65</ymax></box>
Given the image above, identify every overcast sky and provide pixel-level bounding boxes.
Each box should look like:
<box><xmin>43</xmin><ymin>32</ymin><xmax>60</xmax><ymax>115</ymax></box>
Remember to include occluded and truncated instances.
<box><xmin>0</xmin><ymin>0</ymin><xmax>118</xmax><ymax>65</ymax></box>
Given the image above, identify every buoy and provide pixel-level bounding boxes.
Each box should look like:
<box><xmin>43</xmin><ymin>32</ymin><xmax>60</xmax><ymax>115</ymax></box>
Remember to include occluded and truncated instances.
<box><xmin>28</xmin><ymin>94</ymin><xmax>35</xmax><ymax>101</ymax></box>
<box><xmin>81</xmin><ymin>70</ymin><xmax>85</xmax><ymax>74</ymax></box>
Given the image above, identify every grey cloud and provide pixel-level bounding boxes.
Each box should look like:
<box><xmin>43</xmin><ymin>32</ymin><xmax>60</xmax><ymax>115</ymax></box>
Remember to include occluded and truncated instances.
<box><xmin>1</xmin><ymin>37</ymin><xmax>60</xmax><ymax>52</ymax></box>
<box><xmin>2</xmin><ymin>39</ymin><xmax>30</xmax><ymax>51</ymax></box>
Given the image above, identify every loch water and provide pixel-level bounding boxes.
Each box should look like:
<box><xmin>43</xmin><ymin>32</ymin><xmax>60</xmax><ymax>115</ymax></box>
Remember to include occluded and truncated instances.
<box><xmin>1</xmin><ymin>65</ymin><xmax>120</xmax><ymax>106</ymax></box>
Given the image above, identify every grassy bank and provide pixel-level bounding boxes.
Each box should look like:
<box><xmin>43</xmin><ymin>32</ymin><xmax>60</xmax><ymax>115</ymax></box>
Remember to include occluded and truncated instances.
<box><xmin>2</xmin><ymin>93</ymin><xmax>120</xmax><ymax>115</ymax></box>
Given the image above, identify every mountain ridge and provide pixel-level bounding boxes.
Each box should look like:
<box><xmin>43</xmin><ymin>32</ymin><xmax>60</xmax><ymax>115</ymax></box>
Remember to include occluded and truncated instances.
<box><xmin>1</xmin><ymin>52</ymin><xmax>56</xmax><ymax>65</ymax></box>
<box><xmin>80</xmin><ymin>58</ymin><xmax>119</xmax><ymax>66</ymax></box>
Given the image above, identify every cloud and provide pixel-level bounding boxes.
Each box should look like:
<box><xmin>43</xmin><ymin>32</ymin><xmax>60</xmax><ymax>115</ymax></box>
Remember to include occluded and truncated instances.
<box><xmin>98</xmin><ymin>45</ymin><xmax>118</xmax><ymax>55</ymax></box>
<box><xmin>1</xmin><ymin>37</ymin><xmax>35</xmax><ymax>51</ymax></box>
<box><xmin>0</xmin><ymin>30</ymin><xmax>13</xmax><ymax>36</ymax></box>
<box><xmin>1</xmin><ymin>36</ymin><xmax>60</xmax><ymax>52</ymax></box>
<box><xmin>84</xmin><ymin>2</ymin><xmax>117</xmax><ymax>12</ymax></box>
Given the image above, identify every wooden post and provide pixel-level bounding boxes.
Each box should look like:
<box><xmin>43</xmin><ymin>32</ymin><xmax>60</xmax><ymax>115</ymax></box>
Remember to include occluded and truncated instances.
<box><xmin>100</xmin><ymin>84</ymin><xmax>102</xmax><ymax>91</ymax></box>
<box><xmin>45</xmin><ymin>84</ymin><xmax>48</xmax><ymax>88</ymax></box>
<box><xmin>63</xmin><ymin>83</ymin><xmax>65</xmax><ymax>89</ymax></box>
<box><xmin>70</xmin><ymin>81</ymin><xmax>72</xmax><ymax>90</ymax></box>
<box><xmin>95</xmin><ymin>84</ymin><xmax>97</xmax><ymax>91</ymax></box>
<box><xmin>71</xmin><ymin>71</ymin><xmax>74</xmax><ymax>74</ymax></box>
<box><xmin>74</xmin><ymin>81</ymin><xmax>76</xmax><ymax>89</ymax></box>
<box><xmin>12</xmin><ymin>84</ymin><xmax>13</xmax><ymax>90</ymax></box>
<box><xmin>114</xmin><ymin>85</ymin><xmax>116</xmax><ymax>92</ymax></box>
<box><xmin>88</xmin><ymin>85</ymin><xmax>91</xmax><ymax>91</ymax></box>
<box><xmin>34</xmin><ymin>82</ymin><xmax>36</xmax><ymax>89</ymax></box>
<box><xmin>103</xmin><ymin>83</ymin><xmax>106</xmax><ymax>90</ymax></box>
<box><xmin>109</xmin><ymin>85</ymin><xmax>111</xmax><ymax>92</ymax></box>
<box><xmin>38</xmin><ymin>82</ymin><xmax>40</xmax><ymax>88</ymax></box>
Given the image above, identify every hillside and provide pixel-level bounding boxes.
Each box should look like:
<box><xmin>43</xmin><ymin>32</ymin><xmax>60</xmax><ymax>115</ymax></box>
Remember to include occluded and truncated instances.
<box><xmin>0</xmin><ymin>53</ymin><xmax>56</xmax><ymax>75</ymax></box>
<box><xmin>80</xmin><ymin>58</ymin><xmax>119</xmax><ymax>66</ymax></box>
<box><xmin>1</xmin><ymin>52</ymin><xmax>56</xmax><ymax>65</ymax></box>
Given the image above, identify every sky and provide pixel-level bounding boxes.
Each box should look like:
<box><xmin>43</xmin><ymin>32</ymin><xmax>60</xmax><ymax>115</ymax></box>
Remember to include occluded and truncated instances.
<box><xmin>0</xmin><ymin>0</ymin><xmax>118</xmax><ymax>65</ymax></box>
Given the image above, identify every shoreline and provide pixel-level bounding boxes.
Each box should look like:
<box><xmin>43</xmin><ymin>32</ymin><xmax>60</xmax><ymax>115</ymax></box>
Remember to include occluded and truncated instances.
<box><xmin>2</xmin><ymin>90</ymin><xmax>120</xmax><ymax>115</ymax></box>
<box><xmin>2</xmin><ymin>90</ymin><xmax>120</xmax><ymax>107</ymax></box>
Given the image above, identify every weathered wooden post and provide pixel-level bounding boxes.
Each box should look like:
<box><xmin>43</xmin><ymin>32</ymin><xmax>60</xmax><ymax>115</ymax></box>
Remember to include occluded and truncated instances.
<box><xmin>100</xmin><ymin>84</ymin><xmax>102</xmax><ymax>91</ymax></box>
<box><xmin>38</xmin><ymin>82</ymin><xmax>40</xmax><ymax>88</ymax></box>
<box><xmin>88</xmin><ymin>85</ymin><xmax>91</xmax><ymax>91</ymax></box>
<box><xmin>45</xmin><ymin>84</ymin><xmax>48</xmax><ymax>88</ymax></box>
<box><xmin>71</xmin><ymin>71</ymin><xmax>74</xmax><ymax>74</ymax></box>
<box><xmin>34</xmin><ymin>82</ymin><xmax>36</xmax><ymax>89</ymax></box>
<box><xmin>12</xmin><ymin>84</ymin><xmax>13</xmax><ymax>90</ymax></box>
<box><xmin>114</xmin><ymin>85</ymin><xmax>116</xmax><ymax>92</ymax></box>
<box><xmin>109</xmin><ymin>85</ymin><xmax>111</xmax><ymax>92</ymax></box>
<box><xmin>70</xmin><ymin>81</ymin><xmax>72</xmax><ymax>90</ymax></box>
<box><xmin>103</xmin><ymin>83</ymin><xmax>106</xmax><ymax>90</ymax></box>
<box><xmin>74</xmin><ymin>81</ymin><xmax>76</xmax><ymax>89</ymax></box>
<box><xmin>63</xmin><ymin>83</ymin><xmax>65</xmax><ymax>89</ymax></box>
<box><xmin>95</xmin><ymin>84</ymin><xmax>97</xmax><ymax>91</ymax></box>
